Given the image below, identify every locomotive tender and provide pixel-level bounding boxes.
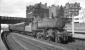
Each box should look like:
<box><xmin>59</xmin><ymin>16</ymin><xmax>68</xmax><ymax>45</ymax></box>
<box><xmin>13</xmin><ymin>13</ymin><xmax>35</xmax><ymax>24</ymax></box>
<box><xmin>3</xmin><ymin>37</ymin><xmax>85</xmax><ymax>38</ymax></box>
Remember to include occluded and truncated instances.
<box><xmin>9</xmin><ymin>17</ymin><xmax>72</xmax><ymax>43</ymax></box>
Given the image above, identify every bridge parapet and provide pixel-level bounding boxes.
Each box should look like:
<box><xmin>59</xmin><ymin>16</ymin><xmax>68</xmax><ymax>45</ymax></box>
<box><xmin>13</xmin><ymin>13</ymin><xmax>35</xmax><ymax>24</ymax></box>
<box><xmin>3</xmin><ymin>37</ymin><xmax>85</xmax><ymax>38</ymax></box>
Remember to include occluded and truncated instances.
<box><xmin>0</xmin><ymin>16</ymin><xmax>26</xmax><ymax>24</ymax></box>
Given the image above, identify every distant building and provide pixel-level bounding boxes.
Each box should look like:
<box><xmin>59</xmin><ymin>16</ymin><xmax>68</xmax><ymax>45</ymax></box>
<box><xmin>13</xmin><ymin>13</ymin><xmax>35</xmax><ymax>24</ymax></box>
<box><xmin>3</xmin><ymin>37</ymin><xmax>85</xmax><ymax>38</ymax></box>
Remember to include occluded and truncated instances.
<box><xmin>26</xmin><ymin>2</ymin><xmax>49</xmax><ymax>18</ymax></box>
<box><xmin>64</xmin><ymin>2</ymin><xmax>81</xmax><ymax>18</ymax></box>
<box><xmin>26</xmin><ymin>5</ymin><xmax>34</xmax><ymax>18</ymax></box>
<box><xmin>74</xmin><ymin>8</ymin><xmax>85</xmax><ymax>23</ymax></box>
<box><xmin>49</xmin><ymin>5</ymin><xmax>60</xmax><ymax>18</ymax></box>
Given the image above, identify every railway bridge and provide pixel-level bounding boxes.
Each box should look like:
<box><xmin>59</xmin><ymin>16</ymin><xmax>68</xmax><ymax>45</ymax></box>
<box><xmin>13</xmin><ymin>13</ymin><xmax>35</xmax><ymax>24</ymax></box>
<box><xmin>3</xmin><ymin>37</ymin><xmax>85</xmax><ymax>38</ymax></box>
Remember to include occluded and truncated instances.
<box><xmin>0</xmin><ymin>16</ymin><xmax>27</xmax><ymax>24</ymax></box>
<box><xmin>0</xmin><ymin>16</ymin><xmax>33</xmax><ymax>30</ymax></box>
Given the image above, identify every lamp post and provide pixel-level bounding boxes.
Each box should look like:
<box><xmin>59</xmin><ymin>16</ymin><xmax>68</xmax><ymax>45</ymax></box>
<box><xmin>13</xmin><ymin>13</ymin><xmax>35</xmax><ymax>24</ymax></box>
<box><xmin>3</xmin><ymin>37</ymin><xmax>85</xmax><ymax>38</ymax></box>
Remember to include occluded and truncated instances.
<box><xmin>70</xmin><ymin>12</ymin><xmax>75</xmax><ymax>35</ymax></box>
<box><xmin>72</xmin><ymin>14</ymin><xmax>75</xmax><ymax>35</ymax></box>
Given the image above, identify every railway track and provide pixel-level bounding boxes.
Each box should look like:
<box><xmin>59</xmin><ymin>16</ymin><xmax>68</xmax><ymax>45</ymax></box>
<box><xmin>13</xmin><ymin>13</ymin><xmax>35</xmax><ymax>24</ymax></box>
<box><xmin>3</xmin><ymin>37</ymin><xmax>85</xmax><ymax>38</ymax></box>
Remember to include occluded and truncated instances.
<box><xmin>1</xmin><ymin>31</ymin><xmax>85</xmax><ymax>50</ymax></box>
<box><xmin>38</xmin><ymin>37</ymin><xmax>85</xmax><ymax>50</ymax></box>
<box><xmin>13</xmin><ymin>32</ymin><xmax>85</xmax><ymax>50</ymax></box>
<box><xmin>59</xmin><ymin>40</ymin><xmax>85</xmax><ymax>50</ymax></box>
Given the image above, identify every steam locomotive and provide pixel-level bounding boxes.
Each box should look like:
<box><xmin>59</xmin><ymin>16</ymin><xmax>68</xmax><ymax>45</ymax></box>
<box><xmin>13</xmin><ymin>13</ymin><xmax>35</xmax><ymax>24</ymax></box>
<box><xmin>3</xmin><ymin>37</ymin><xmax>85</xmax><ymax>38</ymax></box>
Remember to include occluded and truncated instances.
<box><xmin>8</xmin><ymin>17</ymin><xmax>72</xmax><ymax>43</ymax></box>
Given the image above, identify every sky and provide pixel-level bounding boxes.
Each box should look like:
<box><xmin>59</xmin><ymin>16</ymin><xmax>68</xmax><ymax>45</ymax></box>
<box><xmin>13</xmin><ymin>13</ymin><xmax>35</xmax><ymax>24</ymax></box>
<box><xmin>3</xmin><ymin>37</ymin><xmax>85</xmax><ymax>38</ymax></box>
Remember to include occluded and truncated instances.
<box><xmin>0</xmin><ymin>0</ymin><xmax>85</xmax><ymax>18</ymax></box>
